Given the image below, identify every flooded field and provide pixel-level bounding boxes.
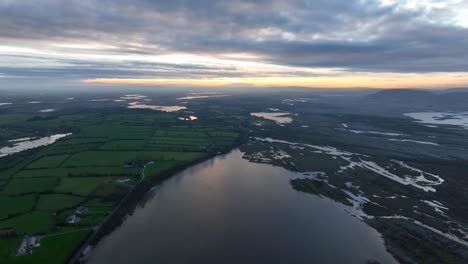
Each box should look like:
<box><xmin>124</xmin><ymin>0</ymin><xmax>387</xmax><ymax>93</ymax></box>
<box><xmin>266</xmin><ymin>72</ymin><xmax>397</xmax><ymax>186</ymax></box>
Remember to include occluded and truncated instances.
<box><xmin>250</xmin><ymin>112</ymin><xmax>292</xmax><ymax>125</ymax></box>
<box><xmin>0</xmin><ymin>133</ymin><xmax>72</xmax><ymax>158</ymax></box>
<box><xmin>127</xmin><ymin>103</ymin><xmax>186</xmax><ymax>112</ymax></box>
<box><xmin>404</xmin><ymin>112</ymin><xmax>468</xmax><ymax>130</ymax></box>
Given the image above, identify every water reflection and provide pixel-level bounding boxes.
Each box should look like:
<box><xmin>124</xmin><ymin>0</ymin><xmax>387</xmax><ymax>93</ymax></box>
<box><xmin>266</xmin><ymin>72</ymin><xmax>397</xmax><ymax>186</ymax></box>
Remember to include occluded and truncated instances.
<box><xmin>39</xmin><ymin>109</ymin><xmax>56</xmax><ymax>113</ymax></box>
<box><xmin>127</xmin><ymin>102</ymin><xmax>186</xmax><ymax>112</ymax></box>
<box><xmin>0</xmin><ymin>133</ymin><xmax>71</xmax><ymax>158</ymax></box>
<box><xmin>404</xmin><ymin>112</ymin><xmax>468</xmax><ymax>130</ymax></box>
<box><xmin>177</xmin><ymin>94</ymin><xmax>229</xmax><ymax>100</ymax></box>
<box><xmin>178</xmin><ymin>116</ymin><xmax>198</xmax><ymax>121</ymax></box>
<box><xmin>251</xmin><ymin>112</ymin><xmax>293</xmax><ymax>125</ymax></box>
<box><xmin>89</xmin><ymin>150</ymin><xmax>397</xmax><ymax>264</ymax></box>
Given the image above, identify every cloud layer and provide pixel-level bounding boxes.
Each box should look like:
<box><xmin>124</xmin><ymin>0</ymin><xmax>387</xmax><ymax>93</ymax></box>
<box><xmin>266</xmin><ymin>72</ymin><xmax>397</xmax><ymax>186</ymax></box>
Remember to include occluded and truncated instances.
<box><xmin>1</xmin><ymin>0</ymin><xmax>468</xmax><ymax>86</ymax></box>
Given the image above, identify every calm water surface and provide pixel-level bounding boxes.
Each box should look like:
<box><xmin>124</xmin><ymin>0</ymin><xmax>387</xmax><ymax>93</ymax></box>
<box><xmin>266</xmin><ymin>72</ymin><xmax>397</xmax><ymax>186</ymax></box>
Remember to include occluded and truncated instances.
<box><xmin>250</xmin><ymin>112</ymin><xmax>292</xmax><ymax>125</ymax></box>
<box><xmin>404</xmin><ymin>112</ymin><xmax>468</xmax><ymax>129</ymax></box>
<box><xmin>89</xmin><ymin>150</ymin><xmax>397</xmax><ymax>264</ymax></box>
<box><xmin>0</xmin><ymin>133</ymin><xmax>71</xmax><ymax>158</ymax></box>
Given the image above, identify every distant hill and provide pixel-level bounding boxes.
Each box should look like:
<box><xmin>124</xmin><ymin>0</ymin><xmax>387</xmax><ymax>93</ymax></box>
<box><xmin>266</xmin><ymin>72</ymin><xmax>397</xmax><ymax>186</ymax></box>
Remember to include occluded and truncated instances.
<box><xmin>437</xmin><ymin>87</ymin><xmax>468</xmax><ymax>94</ymax></box>
<box><xmin>363</xmin><ymin>89</ymin><xmax>468</xmax><ymax>111</ymax></box>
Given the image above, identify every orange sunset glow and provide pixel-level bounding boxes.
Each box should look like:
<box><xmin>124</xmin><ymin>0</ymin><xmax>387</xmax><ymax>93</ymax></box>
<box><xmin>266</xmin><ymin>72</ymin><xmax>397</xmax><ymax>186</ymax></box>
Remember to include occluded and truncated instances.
<box><xmin>82</xmin><ymin>74</ymin><xmax>468</xmax><ymax>89</ymax></box>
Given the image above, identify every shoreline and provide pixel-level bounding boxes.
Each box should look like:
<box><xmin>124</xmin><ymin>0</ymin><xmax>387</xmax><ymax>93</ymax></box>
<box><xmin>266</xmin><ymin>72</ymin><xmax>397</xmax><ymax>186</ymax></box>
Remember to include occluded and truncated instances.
<box><xmin>67</xmin><ymin>139</ymin><xmax>244</xmax><ymax>264</ymax></box>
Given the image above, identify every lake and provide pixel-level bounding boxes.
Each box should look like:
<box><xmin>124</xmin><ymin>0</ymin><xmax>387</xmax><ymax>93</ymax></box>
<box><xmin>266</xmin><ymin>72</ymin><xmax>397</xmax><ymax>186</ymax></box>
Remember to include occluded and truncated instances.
<box><xmin>0</xmin><ymin>133</ymin><xmax>71</xmax><ymax>158</ymax></box>
<box><xmin>89</xmin><ymin>150</ymin><xmax>397</xmax><ymax>264</ymax></box>
<box><xmin>250</xmin><ymin>112</ymin><xmax>292</xmax><ymax>125</ymax></box>
<box><xmin>404</xmin><ymin>112</ymin><xmax>468</xmax><ymax>130</ymax></box>
<box><xmin>127</xmin><ymin>102</ymin><xmax>186</xmax><ymax>112</ymax></box>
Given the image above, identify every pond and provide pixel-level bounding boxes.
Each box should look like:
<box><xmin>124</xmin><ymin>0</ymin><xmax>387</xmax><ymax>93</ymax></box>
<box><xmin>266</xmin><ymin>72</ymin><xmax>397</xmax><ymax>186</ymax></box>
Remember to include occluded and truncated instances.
<box><xmin>177</xmin><ymin>94</ymin><xmax>229</xmax><ymax>100</ymax></box>
<box><xmin>250</xmin><ymin>112</ymin><xmax>292</xmax><ymax>125</ymax></box>
<box><xmin>127</xmin><ymin>103</ymin><xmax>186</xmax><ymax>112</ymax></box>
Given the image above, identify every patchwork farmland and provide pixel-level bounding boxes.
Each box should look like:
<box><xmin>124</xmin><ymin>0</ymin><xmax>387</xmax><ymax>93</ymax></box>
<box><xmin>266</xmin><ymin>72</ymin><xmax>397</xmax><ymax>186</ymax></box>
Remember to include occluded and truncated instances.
<box><xmin>0</xmin><ymin>109</ymin><xmax>241</xmax><ymax>263</ymax></box>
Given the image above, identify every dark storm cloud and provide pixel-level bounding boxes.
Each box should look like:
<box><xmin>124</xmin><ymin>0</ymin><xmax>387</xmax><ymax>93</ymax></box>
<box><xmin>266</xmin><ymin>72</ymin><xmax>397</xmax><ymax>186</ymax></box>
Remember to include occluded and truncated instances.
<box><xmin>1</xmin><ymin>0</ymin><xmax>468</xmax><ymax>77</ymax></box>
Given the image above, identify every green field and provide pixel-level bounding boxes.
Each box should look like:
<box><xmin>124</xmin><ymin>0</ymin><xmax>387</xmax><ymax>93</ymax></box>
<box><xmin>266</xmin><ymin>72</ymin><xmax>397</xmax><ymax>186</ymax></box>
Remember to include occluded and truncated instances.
<box><xmin>63</xmin><ymin>151</ymin><xmax>138</xmax><ymax>167</ymax></box>
<box><xmin>99</xmin><ymin>140</ymin><xmax>146</xmax><ymax>150</ymax></box>
<box><xmin>0</xmin><ymin>211</ymin><xmax>53</xmax><ymax>234</ymax></box>
<box><xmin>90</xmin><ymin>183</ymin><xmax>129</xmax><ymax>200</ymax></box>
<box><xmin>0</xmin><ymin>159</ymin><xmax>37</xmax><ymax>180</ymax></box>
<box><xmin>0</xmin><ymin>106</ymin><xmax>241</xmax><ymax>263</ymax></box>
<box><xmin>0</xmin><ymin>195</ymin><xmax>36</xmax><ymax>220</ymax></box>
<box><xmin>14</xmin><ymin>168</ymin><xmax>69</xmax><ymax>178</ymax></box>
<box><xmin>15</xmin><ymin>167</ymin><xmax>139</xmax><ymax>178</ymax></box>
<box><xmin>144</xmin><ymin>160</ymin><xmax>180</xmax><ymax>178</ymax></box>
<box><xmin>26</xmin><ymin>155</ymin><xmax>69</xmax><ymax>169</ymax></box>
<box><xmin>55</xmin><ymin>177</ymin><xmax>117</xmax><ymax>195</ymax></box>
<box><xmin>79</xmin><ymin>125</ymin><xmax>154</xmax><ymax>139</ymax></box>
<box><xmin>63</xmin><ymin>150</ymin><xmax>205</xmax><ymax>167</ymax></box>
<box><xmin>0</xmin><ymin>237</ymin><xmax>21</xmax><ymax>263</ymax></box>
<box><xmin>36</xmin><ymin>194</ymin><xmax>83</xmax><ymax>212</ymax></box>
<box><xmin>142</xmin><ymin>151</ymin><xmax>206</xmax><ymax>161</ymax></box>
<box><xmin>3</xmin><ymin>178</ymin><xmax>59</xmax><ymax>195</ymax></box>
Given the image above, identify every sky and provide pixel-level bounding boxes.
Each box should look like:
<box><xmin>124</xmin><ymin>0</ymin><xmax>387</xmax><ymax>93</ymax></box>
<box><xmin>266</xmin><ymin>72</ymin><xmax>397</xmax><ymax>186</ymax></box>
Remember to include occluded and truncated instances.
<box><xmin>1</xmin><ymin>0</ymin><xmax>468</xmax><ymax>89</ymax></box>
